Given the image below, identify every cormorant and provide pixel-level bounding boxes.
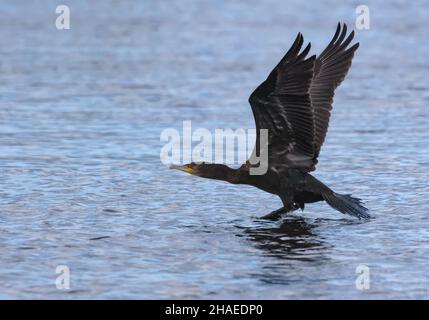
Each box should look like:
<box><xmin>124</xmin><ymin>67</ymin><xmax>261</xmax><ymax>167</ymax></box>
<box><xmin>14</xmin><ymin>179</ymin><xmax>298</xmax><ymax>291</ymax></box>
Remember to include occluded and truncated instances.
<box><xmin>170</xmin><ymin>23</ymin><xmax>369</xmax><ymax>220</ymax></box>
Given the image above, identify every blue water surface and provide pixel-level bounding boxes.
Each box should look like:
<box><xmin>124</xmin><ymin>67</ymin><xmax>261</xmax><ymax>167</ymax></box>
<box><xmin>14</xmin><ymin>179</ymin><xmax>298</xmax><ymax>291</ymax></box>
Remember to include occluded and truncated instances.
<box><xmin>0</xmin><ymin>0</ymin><xmax>428</xmax><ymax>299</ymax></box>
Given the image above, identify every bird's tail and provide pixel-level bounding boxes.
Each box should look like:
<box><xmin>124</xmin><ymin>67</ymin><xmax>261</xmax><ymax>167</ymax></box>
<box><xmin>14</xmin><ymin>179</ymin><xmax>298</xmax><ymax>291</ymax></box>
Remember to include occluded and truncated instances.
<box><xmin>323</xmin><ymin>192</ymin><xmax>370</xmax><ymax>219</ymax></box>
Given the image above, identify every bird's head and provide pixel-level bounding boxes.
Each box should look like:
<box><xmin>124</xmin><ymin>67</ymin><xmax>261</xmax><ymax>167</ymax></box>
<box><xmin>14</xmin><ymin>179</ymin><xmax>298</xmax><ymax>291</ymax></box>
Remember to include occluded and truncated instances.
<box><xmin>169</xmin><ymin>162</ymin><xmax>234</xmax><ymax>181</ymax></box>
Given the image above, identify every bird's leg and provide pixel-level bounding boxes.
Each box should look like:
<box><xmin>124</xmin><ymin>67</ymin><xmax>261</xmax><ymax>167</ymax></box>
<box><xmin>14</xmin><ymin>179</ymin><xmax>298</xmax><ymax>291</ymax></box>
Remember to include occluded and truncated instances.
<box><xmin>260</xmin><ymin>207</ymin><xmax>290</xmax><ymax>220</ymax></box>
<box><xmin>260</xmin><ymin>203</ymin><xmax>298</xmax><ymax>220</ymax></box>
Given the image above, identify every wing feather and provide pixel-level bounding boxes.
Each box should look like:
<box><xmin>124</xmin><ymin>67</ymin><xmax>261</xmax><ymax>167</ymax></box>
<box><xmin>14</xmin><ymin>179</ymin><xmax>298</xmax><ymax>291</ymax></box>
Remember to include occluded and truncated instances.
<box><xmin>247</xmin><ymin>23</ymin><xmax>359</xmax><ymax>172</ymax></box>
<box><xmin>249</xmin><ymin>34</ymin><xmax>316</xmax><ymax>171</ymax></box>
<box><xmin>310</xmin><ymin>23</ymin><xmax>360</xmax><ymax>162</ymax></box>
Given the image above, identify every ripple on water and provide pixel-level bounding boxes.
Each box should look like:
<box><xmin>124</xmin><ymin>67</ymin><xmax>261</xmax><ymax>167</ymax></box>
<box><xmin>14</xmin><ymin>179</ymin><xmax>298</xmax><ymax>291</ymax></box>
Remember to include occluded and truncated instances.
<box><xmin>0</xmin><ymin>0</ymin><xmax>429</xmax><ymax>299</ymax></box>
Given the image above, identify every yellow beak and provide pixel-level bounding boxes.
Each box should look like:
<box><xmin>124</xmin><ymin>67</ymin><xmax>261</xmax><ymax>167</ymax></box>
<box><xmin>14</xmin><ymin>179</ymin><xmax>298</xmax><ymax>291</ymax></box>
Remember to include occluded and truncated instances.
<box><xmin>169</xmin><ymin>164</ymin><xmax>193</xmax><ymax>174</ymax></box>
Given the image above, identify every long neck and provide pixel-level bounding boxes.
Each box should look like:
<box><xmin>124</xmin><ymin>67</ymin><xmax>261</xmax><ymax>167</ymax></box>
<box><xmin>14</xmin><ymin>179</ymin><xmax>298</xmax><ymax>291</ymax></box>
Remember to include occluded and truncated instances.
<box><xmin>198</xmin><ymin>164</ymin><xmax>246</xmax><ymax>184</ymax></box>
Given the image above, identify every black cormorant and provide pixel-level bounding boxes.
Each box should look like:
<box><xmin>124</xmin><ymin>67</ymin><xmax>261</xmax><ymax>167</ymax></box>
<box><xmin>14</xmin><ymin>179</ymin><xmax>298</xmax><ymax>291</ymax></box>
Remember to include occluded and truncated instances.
<box><xmin>170</xmin><ymin>23</ymin><xmax>369</xmax><ymax>220</ymax></box>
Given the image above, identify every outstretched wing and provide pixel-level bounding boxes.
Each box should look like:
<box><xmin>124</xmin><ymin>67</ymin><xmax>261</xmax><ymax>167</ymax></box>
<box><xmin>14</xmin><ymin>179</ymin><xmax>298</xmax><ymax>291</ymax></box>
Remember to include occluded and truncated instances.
<box><xmin>310</xmin><ymin>23</ymin><xmax>359</xmax><ymax>162</ymax></box>
<box><xmin>248</xmin><ymin>33</ymin><xmax>317</xmax><ymax>171</ymax></box>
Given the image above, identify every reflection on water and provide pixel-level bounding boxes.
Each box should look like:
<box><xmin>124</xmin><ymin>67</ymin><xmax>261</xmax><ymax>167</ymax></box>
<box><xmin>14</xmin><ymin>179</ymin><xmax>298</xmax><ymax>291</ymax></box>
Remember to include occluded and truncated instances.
<box><xmin>238</xmin><ymin>217</ymin><xmax>329</xmax><ymax>286</ymax></box>
<box><xmin>241</xmin><ymin>217</ymin><xmax>326</xmax><ymax>261</ymax></box>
